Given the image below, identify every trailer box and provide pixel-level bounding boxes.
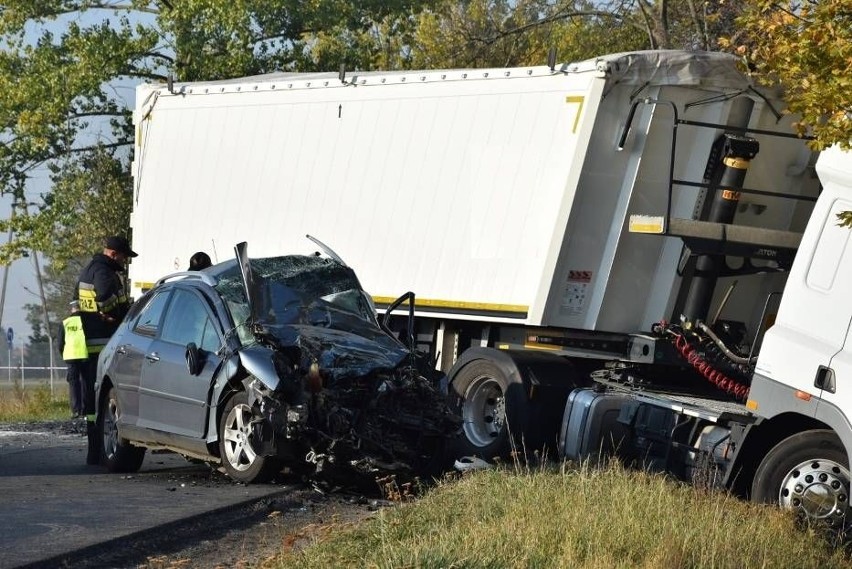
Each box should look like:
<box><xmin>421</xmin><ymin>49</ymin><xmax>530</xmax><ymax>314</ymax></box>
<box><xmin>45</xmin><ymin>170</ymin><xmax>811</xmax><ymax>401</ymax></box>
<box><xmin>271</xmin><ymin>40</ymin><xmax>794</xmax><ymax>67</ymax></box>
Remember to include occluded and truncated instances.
<box><xmin>131</xmin><ymin>51</ymin><xmax>818</xmax><ymax>338</ymax></box>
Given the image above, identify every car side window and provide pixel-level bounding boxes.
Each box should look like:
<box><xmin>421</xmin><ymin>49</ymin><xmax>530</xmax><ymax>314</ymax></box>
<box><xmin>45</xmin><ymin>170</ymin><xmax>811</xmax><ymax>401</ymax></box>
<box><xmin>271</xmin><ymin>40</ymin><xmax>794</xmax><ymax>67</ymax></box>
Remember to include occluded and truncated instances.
<box><xmin>132</xmin><ymin>290</ymin><xmax>171</xmax><ymax>337</ymax></box>
<box><xmin>160</xmin><ymin>289</ymin><xmax>221</xmax><ymax>351</ymax></box>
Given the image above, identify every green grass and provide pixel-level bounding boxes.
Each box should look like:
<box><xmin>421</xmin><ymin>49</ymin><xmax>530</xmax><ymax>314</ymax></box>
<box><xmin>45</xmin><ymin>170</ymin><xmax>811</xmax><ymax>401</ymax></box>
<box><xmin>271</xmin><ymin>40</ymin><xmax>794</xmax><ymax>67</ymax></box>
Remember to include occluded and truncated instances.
<box><xmin>266</xmin><ymin>461</ymin><xmax>851</xmax><ymax>569</ymax></box>
<box><xmin>0</xmin><ymin>383</ymin><xmax>72</xmax><ymax>422</ymax></box>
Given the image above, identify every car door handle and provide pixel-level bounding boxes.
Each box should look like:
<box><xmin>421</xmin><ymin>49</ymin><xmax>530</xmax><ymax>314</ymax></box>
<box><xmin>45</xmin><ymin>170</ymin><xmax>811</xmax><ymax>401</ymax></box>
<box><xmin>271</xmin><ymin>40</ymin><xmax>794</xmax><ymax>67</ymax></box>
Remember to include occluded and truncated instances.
<box><xmin>814</xmin><ymin>365</ymin><xmax>836</xmax><ymax>394</ymax></box>
<box><xmin>145</xmin><ymin>352</ymin><xmax>160</xmax><ymax>363</ymax></box>
<box><xmin>116</xmin><ymin>345</ymin><xmax>127</xmax><ymax>355</ymax></box>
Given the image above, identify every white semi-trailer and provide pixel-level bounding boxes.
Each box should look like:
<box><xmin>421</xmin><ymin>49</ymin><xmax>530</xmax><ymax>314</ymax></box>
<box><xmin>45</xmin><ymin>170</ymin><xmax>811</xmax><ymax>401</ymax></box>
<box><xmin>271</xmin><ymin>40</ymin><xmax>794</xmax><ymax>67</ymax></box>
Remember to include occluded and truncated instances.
<box><xmin>129</xmin><ymin>51</ymin><xmax>852</xmax><ymax>525</ymax></box>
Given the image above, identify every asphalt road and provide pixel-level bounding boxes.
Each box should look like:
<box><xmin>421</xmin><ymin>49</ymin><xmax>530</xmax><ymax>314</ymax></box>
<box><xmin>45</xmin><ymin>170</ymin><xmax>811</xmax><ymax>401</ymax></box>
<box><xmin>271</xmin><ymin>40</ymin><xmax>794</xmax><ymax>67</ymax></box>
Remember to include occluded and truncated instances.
<box><xmin>0</xmin><ymin>423</ymin><xmax>296</xmax><ymax>569</ymax></box>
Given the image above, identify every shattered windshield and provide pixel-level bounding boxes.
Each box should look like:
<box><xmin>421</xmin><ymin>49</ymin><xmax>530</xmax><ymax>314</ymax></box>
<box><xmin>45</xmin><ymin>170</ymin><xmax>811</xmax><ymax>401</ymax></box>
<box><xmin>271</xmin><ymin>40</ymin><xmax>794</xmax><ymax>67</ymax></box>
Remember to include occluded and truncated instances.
<box><xmin>213</xmin><ymin>256</ymin><xmax>378</xmax><ymax>343</ymax></box>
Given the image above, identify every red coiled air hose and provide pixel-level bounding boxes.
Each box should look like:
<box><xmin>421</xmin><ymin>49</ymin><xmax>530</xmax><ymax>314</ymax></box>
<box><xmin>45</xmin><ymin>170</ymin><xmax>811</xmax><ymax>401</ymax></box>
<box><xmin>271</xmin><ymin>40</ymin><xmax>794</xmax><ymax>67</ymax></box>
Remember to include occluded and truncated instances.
<box><xmin>673</xmin><ymin>334</ymin><xmax>749</xmax><ymax>400</ymax></box>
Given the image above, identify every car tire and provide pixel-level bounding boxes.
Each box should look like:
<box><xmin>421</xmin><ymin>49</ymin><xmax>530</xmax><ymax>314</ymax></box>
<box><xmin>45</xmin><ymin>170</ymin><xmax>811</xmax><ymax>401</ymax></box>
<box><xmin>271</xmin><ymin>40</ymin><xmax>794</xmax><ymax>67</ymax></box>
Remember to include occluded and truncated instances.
<box><xmin>100</xmin><ymin>386</ymin><xmax>146</xmax><ymax>473</ymax></box>
<box><xmin>752</xmin><ymin>430</ymin><xmax>851</xmax><ymax>528</ymax></box>
<box><xmin>218</xmin><ymin>391</ymin><xmax>280</xmax><ymax>483</ymax></box>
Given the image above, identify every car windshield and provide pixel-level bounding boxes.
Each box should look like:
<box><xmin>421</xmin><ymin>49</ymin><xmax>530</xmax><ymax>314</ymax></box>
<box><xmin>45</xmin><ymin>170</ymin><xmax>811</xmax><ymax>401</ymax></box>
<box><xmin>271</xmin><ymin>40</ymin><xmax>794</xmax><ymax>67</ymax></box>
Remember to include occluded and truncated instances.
<box><xmin>213</xmin><ymin>256</ymin><xmax>377</xmax><ymax>343</ymax></box>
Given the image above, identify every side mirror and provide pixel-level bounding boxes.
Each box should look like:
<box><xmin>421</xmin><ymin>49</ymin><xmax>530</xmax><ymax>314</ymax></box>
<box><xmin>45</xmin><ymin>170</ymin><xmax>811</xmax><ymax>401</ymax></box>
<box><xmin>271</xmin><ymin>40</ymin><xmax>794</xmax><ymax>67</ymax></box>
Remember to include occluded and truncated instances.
<box><xmin>185</xmin><ymin>342</ymin><xmax>204</xmax><ymax>376</ymax></box>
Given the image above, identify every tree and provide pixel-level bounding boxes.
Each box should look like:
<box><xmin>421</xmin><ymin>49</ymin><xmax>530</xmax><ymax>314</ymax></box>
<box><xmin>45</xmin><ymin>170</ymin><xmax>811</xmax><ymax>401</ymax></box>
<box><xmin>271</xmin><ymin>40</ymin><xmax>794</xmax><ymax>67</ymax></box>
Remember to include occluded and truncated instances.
<box><xmin>24</xmin><ymin>314</ymin><xmax>52</xmax><ymax>368</ymax></box>
<box><xmin>725</xmin><ymin>0</ymin><xmax>851</xmax><ymax>151</ymax></box>
<box><xmin>407</xmin><ymin>0</ymin><xmax>640</xmax><ymax>69</ymax></box>
<box><xmin>0</xmin><ymin>0</ymin><xmax>428</xmax><ymax>269</ymax></box>
<box><xmin>402</xmin><ymin>0</ymin><xmax>742</xmax><ymax>70</ymax></box>
<box><xmin>723</xmin><ymin>0</ymin><xmax>851</xmax><ymax>227</ymax></box>
<box><xmin>0</xmin><ymin>1</ymin><xmax>433</xmax><ymax>341</ymax></box>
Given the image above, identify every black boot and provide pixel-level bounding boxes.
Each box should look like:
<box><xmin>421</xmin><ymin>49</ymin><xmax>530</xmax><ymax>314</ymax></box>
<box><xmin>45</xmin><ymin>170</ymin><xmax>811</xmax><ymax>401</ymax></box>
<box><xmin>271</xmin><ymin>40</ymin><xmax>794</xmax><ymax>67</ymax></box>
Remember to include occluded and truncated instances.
<box><xmin>86</xmin><ymin>420</ymin><xmax>101</xmax><ymax>465</ymax></box>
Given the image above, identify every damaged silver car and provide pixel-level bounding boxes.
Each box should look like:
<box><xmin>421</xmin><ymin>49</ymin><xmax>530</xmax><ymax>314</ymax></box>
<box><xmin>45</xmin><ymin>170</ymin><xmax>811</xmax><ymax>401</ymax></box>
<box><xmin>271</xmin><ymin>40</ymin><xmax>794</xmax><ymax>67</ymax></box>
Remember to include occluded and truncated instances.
<box><xmin>95</xmin><ymin>240</ymin><xmax>459</xmax><ymax>485</ymax></box>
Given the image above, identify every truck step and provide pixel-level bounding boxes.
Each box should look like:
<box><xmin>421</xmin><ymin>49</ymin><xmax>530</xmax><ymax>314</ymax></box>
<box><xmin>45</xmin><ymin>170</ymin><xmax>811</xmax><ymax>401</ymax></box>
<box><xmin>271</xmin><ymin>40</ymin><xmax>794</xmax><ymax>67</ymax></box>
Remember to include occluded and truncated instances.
<box><xmin>629</xmin><ymin>215</ymin><xmax>802</xmax><ymax>264</ymax></box>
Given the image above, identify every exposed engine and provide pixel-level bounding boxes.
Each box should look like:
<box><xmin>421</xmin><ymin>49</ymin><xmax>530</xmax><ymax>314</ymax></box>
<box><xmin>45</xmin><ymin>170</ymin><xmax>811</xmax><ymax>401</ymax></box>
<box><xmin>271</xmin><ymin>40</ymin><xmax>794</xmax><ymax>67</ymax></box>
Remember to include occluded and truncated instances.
<box><xmin>247</xmin><ymin>358</ymin><xmax>459</xmax><ymax>488</ymax></box>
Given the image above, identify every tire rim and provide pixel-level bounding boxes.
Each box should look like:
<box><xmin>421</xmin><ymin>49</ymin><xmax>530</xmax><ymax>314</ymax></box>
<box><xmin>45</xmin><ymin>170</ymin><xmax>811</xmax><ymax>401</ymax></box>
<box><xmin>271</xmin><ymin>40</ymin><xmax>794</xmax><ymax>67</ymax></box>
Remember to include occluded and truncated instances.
<box><xmin>462</xmin><ymin>375</ymin><xmax>506</xmax><ymax>448</ymax></box>
<box><xmin>103</xmin><ymin>395</ymin><xmax>120</xmax><ymax>459</ymax></box>
<box><xmin>222</xmin><ymin>403</ymin><xmax>257</xmax><ymax>472</ymax></box>
<box><xmin>779</xmin><ymin>458</ymin><xmax>851</xmax><ymax>525</ymax></box>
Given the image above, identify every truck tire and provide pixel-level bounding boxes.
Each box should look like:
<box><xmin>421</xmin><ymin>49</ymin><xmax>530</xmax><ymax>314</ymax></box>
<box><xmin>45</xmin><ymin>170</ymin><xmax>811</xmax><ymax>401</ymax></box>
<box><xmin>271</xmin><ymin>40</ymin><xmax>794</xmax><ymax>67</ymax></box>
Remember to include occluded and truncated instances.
<box><xmin>752</xmin><ymin>430</ymin><xmax>851</xmax><ymax>528</ymax></box>
<box><xmin>448</xmin><ymin>359</ymin><xmax>529</xmax><ymax>461</ymax></box>
<box><xmin>218</xmin><ymin>391</ymin><xmax>281</xmax><ymax>483</ymax></box>
<box><xmin>100</xmin><ymin>386</ymin><xmax>146</xmax><ymax>473</ymax></box>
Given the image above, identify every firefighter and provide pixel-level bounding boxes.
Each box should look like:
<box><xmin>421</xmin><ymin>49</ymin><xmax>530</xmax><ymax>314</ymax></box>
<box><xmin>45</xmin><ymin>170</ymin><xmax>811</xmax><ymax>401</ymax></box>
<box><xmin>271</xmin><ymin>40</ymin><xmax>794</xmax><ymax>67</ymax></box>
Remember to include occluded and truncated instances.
<box><xmin>77</xmin><ymin>235</ymin><xmax>138</xmax><ymax>464</ymax></box>
<box><xmin>57</xmin><ymin>300</ymin><xmax>87</xmax><ymax>418</ymax></box>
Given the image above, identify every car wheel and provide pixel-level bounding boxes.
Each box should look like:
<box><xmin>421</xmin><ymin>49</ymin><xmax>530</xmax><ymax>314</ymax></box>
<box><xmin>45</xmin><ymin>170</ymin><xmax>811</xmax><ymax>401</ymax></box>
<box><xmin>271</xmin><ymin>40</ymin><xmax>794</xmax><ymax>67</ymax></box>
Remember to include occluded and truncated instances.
<box><xmin>218</xmin><ymin>391</ymin><xmax>280</xmax><ymax>483</ymax></box>
<box><xmin>100</xmin><ymin>386</ymin><xmax>146</xmax><ymax>473</ymax></box>
<box><xmin>752</xmin><ymin>430</ymin><xmax>851</xmax><ymax>529</ymax></box>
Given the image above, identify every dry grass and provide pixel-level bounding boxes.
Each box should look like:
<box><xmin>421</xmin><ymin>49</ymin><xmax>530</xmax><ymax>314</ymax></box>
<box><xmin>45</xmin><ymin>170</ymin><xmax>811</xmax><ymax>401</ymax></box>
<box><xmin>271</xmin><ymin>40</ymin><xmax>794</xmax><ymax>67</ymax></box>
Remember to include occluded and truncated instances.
<box><xmin>0</xmin><ymin>383</ymin><xmax>71</xmax><ymax>422</ymax></box>
<box><xmin>264</xmin><ymin>461</ymin><xmax>851</xmax><ymax>569</ymax></box>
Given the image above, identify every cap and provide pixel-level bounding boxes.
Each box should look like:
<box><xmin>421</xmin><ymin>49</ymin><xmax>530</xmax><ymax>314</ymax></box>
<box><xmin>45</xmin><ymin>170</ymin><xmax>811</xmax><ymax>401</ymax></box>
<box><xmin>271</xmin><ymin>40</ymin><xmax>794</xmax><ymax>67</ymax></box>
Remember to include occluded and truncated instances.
<box><xmin>104</xmin><ymin>236</ymin><xmax>138</xmax><ymax>258</ymax></box>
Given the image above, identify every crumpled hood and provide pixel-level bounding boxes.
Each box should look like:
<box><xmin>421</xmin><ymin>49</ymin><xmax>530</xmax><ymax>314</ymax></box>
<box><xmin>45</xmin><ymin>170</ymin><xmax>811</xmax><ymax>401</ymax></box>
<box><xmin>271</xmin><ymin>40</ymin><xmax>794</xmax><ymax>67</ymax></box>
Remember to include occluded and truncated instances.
<box><xmin>266</xmin><ymin>320</ymin><xmax>409</xmax><ymax>381</ymax></box>
<box><xmin>215</xmin><ymin>253</ymin><xmax>415</xmax><ymax>389</ymax></box>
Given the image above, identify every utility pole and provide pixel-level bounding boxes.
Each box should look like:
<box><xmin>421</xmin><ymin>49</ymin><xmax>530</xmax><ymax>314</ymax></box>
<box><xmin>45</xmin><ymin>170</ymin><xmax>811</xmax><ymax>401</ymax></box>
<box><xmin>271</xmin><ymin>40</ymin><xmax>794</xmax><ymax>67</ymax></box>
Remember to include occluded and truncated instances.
<box><xmin>0</xmin><ymin>208</ymin><xmax>14</xmax><ymax>341</ymax></box>
<box><xmin>32</xmin><ymin>248</ymin><xmax>55</xmax><ymax>394</ymax></box>
<box><xmin>20</xmin><ymin>197</ymin><xmax>57</xmax><ymax>394</ymax></box>
<box><xmin>0</xmin><ymin>199</ymin><xmax>14</xmax><ymax>375</ymax></box>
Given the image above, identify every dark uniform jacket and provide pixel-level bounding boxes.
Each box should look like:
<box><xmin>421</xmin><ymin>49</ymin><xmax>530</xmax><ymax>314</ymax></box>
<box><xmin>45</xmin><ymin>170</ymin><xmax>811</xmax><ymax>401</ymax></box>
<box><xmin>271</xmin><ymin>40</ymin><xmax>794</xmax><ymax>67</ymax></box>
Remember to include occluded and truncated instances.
<box><xmin>76</xmin><ymin>253</ymin><xmax>131</xmax><ymax>353</ymax></box>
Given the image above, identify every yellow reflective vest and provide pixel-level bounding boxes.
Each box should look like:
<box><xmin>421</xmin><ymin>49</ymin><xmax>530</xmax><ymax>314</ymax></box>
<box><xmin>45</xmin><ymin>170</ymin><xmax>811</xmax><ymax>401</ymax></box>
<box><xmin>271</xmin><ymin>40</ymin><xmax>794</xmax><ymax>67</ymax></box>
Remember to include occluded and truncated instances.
<box><xmin>62</xmin><ymin>315</ymin><xmax>89</xmax><ymax>361</ymax></box>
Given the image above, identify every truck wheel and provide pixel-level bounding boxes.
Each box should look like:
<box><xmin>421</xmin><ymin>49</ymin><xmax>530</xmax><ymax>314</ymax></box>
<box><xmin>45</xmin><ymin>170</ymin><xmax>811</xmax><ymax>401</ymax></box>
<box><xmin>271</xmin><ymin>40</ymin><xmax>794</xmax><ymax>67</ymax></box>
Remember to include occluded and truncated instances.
<box><xmin>218</xmin><ymin>391</ymin><xmax>280</xmax><ymax>483</ymax></box>
<box><xmin>752</xmin><ymin>430</ymin><xmax>850</xmax><ymax>528</ymax></box>
<box><xmin>100</xmin><ymin>386</ymin><xmax>146</xmax><ymax>473</ymax></box>
<box><xmin>448</xmin><ymin>359</ymin><xmax>527</xmax><ymax>460</ymax></box>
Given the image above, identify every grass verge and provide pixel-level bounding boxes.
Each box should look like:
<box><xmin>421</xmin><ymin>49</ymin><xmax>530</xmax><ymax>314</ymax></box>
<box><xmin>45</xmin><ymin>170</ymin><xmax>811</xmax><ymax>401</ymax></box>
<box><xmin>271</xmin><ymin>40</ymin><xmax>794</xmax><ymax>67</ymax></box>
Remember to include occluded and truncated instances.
<box><xmin>0</xmin><ymin>383</ymin><xmax>71</xmax><ymax>422</ymax></box>
<box><xmin>265</xmin><ymin>461</ymin><xmax>851</xmax><ymax>569</ymax></box>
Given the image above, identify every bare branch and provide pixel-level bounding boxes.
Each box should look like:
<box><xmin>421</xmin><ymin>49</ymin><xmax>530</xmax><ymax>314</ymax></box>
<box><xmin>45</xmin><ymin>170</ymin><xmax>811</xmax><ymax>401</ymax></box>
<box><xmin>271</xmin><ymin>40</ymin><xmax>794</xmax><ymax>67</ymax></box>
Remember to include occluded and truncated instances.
<box><xmin>71</xmin><ymin>111</ymin><xmax>128</xmax><ymax>119</ymax></box>
<box><xmin>634</xmin><ymin>0</ymin><xmax>657</xmax><ymax>49</ymax></box>
<box><xmin>67</xmin><ymin>141</ymin><xmax>131</xmax><ymax>154</ymax></box>
<box><xmin>467</xmin><ymin>9</ymin><xmax>625</xmax><ymax>46</ymax></box>
<box><xmin>142</xmin><ymin>50</ymin><xmax>175</xmax><ymax>64</ymax></box>
<box><xmin>34</xmin><ymin>3</ymin><xmax>161</xmax><ymax>19</ymax></box>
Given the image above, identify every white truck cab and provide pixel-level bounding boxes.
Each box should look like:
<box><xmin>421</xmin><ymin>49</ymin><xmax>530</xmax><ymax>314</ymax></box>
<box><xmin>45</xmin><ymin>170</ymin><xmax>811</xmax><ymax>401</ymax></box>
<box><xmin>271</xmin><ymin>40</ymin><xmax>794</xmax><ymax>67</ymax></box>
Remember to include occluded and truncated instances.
<box><xmin>754</xmin><ymin>145</ymin><xmax>852</xmax><ymax>429</ymax></box>
<box><xmin>740</xmin><ymin>146</ymin><xmax>852</xmax><ymax>522</ymax></box>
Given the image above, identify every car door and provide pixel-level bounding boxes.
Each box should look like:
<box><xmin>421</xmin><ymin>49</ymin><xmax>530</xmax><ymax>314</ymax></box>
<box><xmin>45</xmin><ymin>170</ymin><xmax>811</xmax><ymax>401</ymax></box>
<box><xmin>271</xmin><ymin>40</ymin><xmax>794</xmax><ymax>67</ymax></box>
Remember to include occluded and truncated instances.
<box><xmin>138</xmin><ymin>287</ymin><xmax>224</xmax><ymax>439</ymax></box>
<box><xmin>107</xmin><ymin>290</ymin><xmax>172</xmax><ymax>427</ymax></box>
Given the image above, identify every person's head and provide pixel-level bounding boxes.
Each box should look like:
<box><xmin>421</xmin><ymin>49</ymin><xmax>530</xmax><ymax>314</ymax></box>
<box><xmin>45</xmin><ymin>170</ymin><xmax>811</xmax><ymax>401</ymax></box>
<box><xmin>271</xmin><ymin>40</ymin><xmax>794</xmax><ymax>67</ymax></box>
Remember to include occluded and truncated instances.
<box><xmin>103</xmin><ymin>236</ymin><xmax>138</xmax><ymax>264</ymax></box>
<box><xmin>69</xmin><ymin>300</ymin><xmax>80</xmax><ymax>314</ymax></box>
<box><xmin>188</xmin><ymin>251</ymin><xmax>212</xmax><ymax>271</ymax></box>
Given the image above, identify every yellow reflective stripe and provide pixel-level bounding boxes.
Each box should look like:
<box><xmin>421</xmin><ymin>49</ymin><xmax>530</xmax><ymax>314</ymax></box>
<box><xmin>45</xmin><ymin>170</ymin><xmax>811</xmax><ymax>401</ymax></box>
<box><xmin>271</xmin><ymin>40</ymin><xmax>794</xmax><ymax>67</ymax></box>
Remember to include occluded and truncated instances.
<box><xmin>100</xmin><ymin>294</ymin><xmax>119</xmax><ymax>312</ymax></box>
<box><xmin>86</xmin><ymin>338</ymin><xmax>108</xmax><ymax>353</ymax></box>
<box><xmin>371</xmin><ymin>296</ymin><xmax>528</xmax><ymax>314</ymax></box>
